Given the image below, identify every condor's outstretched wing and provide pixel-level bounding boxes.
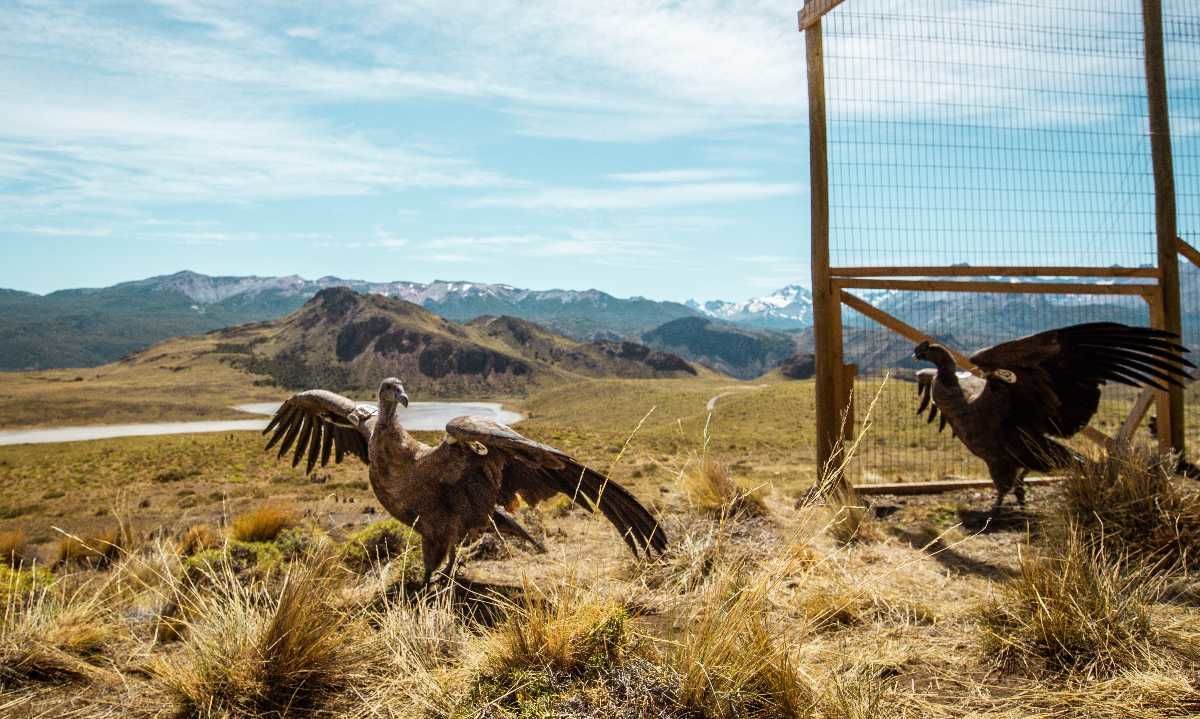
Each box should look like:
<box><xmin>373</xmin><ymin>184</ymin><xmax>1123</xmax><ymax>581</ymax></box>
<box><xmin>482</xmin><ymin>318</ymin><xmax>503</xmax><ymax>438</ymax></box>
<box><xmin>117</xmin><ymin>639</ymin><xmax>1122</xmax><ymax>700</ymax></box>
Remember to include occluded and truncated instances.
<box><xmin>262</xmin><ymin>390</ymin><xmax>377</xmax><ymax>474</ymax></box>
<box><xmin>968</xmin><ymin>322</ymin><xmax>1193</xmax><ymax>440</ymax></box>
<box><xmin>445</xmin><ymin>416</ymin><xmax>668</xmax><ymax>558</ymax></box>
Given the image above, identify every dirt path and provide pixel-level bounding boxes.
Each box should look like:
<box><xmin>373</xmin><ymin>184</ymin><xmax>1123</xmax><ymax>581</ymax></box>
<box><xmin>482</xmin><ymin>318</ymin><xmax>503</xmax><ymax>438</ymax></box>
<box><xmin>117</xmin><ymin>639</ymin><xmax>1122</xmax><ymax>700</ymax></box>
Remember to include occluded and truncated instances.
<box><xmin>705</xmin><ymin>385</ymin><xmax>769</xmax><ymax>412</ymax></box>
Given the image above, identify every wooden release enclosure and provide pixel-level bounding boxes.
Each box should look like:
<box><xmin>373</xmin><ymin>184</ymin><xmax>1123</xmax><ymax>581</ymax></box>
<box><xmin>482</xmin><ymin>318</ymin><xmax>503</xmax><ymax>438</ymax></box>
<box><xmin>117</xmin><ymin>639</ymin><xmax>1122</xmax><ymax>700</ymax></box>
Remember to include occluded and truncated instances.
<box><xmin>800</xmin><ymin>0</ymin><xmax>1190</xmax><ymax>484</ymax></box>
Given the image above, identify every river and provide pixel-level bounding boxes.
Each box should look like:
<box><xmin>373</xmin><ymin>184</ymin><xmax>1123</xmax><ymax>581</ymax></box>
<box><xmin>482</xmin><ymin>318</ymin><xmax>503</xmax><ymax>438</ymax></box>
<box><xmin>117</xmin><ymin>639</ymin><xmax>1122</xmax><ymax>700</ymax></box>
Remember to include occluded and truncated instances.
<box><xmin>0</xmin><ymin>402</ymin><xmax>523</xmax><ymax>446</ymax></box>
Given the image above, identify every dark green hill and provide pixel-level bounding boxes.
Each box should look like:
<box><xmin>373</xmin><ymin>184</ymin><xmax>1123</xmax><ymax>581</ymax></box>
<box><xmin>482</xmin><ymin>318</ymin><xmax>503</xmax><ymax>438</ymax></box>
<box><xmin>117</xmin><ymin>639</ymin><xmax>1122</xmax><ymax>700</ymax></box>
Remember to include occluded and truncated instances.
<box><xmin>641</xmin><ymin>316</ymin><xmax>796</xmax><ymax>380</ymax></box>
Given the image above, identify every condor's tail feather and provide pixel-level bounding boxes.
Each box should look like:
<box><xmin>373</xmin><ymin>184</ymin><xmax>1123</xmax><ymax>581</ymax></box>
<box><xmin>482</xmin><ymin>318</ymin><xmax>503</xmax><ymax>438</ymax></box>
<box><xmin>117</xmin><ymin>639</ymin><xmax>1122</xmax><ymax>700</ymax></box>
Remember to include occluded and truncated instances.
<box><xmin>490</xmin><ymin>506</ymin><xmax>547</xmax><ymax>553</ymax></box>
<box><xmin>544</xmin><ymin>462</ymin><xmax>668</xmax><ymax>558</ymax></box>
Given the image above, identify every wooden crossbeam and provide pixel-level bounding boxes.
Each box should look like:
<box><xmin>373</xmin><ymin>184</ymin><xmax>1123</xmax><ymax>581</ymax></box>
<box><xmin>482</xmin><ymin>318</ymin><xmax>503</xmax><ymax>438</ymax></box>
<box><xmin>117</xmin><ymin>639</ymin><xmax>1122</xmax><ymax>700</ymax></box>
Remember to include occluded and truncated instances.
<box><xmin>853</xmin><ymin>476</ymin><xmax>1065</xmax><ymax>497</ymax></box>
<box><xmin>1177</xmin><ymin>236</ymin><xmax>1200</xmax><ymax>269</ymax></box>
<box><xmin>833</xmin><ymin>278</ymin><xmax>1155</xmax><ymax>296</ymax></box>
<box><xmin>839</xmin><ymin>291</ymin><xmax>976</xmax><ymax>370</ymax></box>
<box><xmin>798</xmin><ymin>0</ymin><xmax>847</xmax><ymax>31</ymax></box>
<box><xmin>830</xmin><ymin>265</ymin><xmax>1159</xmax><ymax>279</ymax></box>
<box><xmin>1116</xmin><ymin>387</ymin><xmax>1158</xmax><ymax>447</ymax></box>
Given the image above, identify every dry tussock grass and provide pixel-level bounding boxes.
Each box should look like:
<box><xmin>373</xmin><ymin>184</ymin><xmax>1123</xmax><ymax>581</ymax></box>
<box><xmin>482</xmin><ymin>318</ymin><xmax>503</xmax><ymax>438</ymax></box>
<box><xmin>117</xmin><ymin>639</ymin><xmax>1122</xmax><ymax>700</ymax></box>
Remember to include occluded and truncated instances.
<box><xmin>679</xmin><ymin>454</ymin><xmax>768</xmax><ymax>519</ymax></box>
<box><xmin>1063</xmin><ymin>446</ymin><xmax>1200</xmax><ymax>572</ymax></box>
<box><xmin>176</xmin><ymin>523</ymin><xmax>222</xmax><ymax>557</ymax></box>
<box><xmin>0</xmin><ymin>574</ymin><xmax>123</xmax><ymax>685</ymax></box>
<box><xmin>0</xmin><ymin>530</ymin><xmax>28</xmax><ymax>568</ymax></box>
<box><xmin>229</xmin><ymin>502</ymin><xmax>299</xmax><ymax>543</ymax></box>
<box><xmin>481</xmin><ymin>581</ymin><xmax>629</xmax><ymax>679</ymax></box>
<box><xmin>677</xmin><ymin>412</ymin><xmax>768</xmax><ymax>519</ymax></box>
<box><xmin>669</xmin><ymin>559</ymin><xmax>903</xmax><ymax>719</ymax></box>
<box><xmin>50</xmin><ymin>526</ymin><xmax>128</xmax><ymax>569</ymax></box>
<box><xmin>360</xmin><ymin>585</ymin><xmax>472</xmax><ymax>715</ymax></box>
<box><xmin>980</xmin><ymin>527</ymin><xmax>1163</xmax><ymax>677</ymax></box>
<box><xmin>152</xmin><ymin>557</ymin><xmax>370</xmax><ymax>716</ymax></box>
<box><xmin>672</xmin><ymin>571</ymin><xmax>814</xmax><ymax>718</ymax></box>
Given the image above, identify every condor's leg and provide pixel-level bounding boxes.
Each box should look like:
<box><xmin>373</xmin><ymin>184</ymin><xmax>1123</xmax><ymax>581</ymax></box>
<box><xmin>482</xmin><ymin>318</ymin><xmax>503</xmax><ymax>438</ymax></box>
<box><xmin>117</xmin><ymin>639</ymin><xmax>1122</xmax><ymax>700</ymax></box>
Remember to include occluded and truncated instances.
<box><xmin>420</xmin><ymin>532</ymin><xmax>451</xmax><ymax>588</ymax></box>
<box><xmin>1014</xmin><ymin>470</ymin><xmax>1029</xmax><ymax>507</ymax></box>
<box><xmin>987</xmin><ymin>460</ymin><xmax>1021</xmax><ymax>509</ymax></box>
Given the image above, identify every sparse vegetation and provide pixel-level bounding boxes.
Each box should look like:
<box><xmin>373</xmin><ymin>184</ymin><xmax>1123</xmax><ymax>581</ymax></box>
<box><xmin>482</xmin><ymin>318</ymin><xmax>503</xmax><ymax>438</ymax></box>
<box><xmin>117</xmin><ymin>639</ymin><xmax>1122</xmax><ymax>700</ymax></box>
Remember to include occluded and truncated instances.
<box><xmin>2</xmin><ymin>376</ymin><xmax>1200</xmax><ymax>716</ymax></box>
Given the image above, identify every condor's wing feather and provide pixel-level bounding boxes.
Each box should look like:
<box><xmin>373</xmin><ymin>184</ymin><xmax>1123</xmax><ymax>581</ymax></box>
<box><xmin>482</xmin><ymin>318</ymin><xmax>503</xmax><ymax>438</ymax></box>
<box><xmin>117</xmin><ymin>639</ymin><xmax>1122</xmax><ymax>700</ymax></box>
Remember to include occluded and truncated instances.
<box><xmin>263</xmin><ymin>390</ymin><xmax>375</xmax><ymax>472</ymax></box>
<box><xmin>970</xmin><ymin>323</ymin><xmax>1192</xmax><ymax>391</ymax></box>
<box><xmin>446</xmin><ymin>416</ymin><xmax>667</xmax><ymax>557</ymax></box>
<box><xmin>969</xmin><ymin>322</ymin><xmax>1193</xmax><ymax>440</ymax></box>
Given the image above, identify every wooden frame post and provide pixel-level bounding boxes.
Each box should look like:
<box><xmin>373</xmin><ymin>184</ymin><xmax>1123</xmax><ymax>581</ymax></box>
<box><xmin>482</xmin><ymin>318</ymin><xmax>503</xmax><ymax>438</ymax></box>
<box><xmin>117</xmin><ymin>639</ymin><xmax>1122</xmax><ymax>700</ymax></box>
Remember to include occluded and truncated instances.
<box><xmin>1142</xmin><ymin>0</ymin><xmax>1184</xmax><ymax>453</ymax></box>
<box><xmin>805</xmin><ymin>0</ymin><xmax>843</xmax><ymax>479</ymax></box>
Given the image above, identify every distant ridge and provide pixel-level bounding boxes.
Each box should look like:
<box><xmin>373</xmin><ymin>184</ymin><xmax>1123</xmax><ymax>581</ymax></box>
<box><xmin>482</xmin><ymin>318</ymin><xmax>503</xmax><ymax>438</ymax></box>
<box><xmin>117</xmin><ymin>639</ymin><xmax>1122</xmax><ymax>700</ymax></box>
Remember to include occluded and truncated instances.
<box><xmin>0</xmin><ymin>270</ymin><xmax>700</xmax><ymax>370</ymax></box>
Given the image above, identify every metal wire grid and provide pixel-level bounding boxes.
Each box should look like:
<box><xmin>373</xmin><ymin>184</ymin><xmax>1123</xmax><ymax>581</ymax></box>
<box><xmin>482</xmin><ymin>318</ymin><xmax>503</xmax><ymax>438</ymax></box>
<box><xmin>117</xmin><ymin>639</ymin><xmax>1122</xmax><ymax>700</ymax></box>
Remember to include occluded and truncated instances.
<box><xmin>818</xmin><ymin>0</ymin><xmax>1169</xmax><ymax>481</ymax></box>
<box><xmin>1165</xmin><ymin>6</ymin><xmax>1200</xmax><ymax>449</ymax></box>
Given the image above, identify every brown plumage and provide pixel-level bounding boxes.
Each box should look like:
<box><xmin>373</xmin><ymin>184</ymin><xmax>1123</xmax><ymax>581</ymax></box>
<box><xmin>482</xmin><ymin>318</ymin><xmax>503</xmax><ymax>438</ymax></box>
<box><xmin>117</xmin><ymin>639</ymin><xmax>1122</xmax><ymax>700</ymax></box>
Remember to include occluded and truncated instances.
<box><xmin>262</xmin><ymin>378</ymin><xmax>667</xmax><ymax>584</ymax></box>
<box><xmin>913</xmin><ymin>322</ymin><xmax>1193</xmax><ymax>508</ymax></box>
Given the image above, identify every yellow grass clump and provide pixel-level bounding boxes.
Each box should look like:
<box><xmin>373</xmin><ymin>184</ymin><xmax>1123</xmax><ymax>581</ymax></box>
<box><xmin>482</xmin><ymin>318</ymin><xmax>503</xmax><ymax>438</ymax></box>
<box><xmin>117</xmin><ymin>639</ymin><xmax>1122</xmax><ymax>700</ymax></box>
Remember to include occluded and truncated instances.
<box><xmin>672</xmin><ymin>570</ymin><xmax>814</xmax><ymax>718</ymax></box>
<box><xmin>680</xmin><ymin>455</ymin><xmax>768</xmax><ymax>519</ymax></box>
<box><xmin>176</xmin><ymin>523</ymin><xmax>222</xmax><ymax>557</ymax></box>
<box><xmin>51</xmin><ymin>526</ymin><xmax>128</xmax><ymax>569</ymax></box>
<box><xmin>1062</xmin><ymin>446</ymin><xmax>1200</xmax><ymax>572</ymax></box>
<box><xmin>153</xmin><ymin>558</ymin><xmax>369</xmax><ymax>716</ymax></box>
<box><xmin>0</xmin><ymin>529</ymin><xmax>28</xmax><ymax>567</ymax></box>
<box><xmin>0</xmin><ymin>574</ymin><xmax>122</xmax><ymax>685</ymax></box>
<box><xmin>481</xmin><ymin>582</ymin><xmax>629</xmax><ymax>679</ymax></box>
<box><xmin>229</xmin><ymin>502</ymin><xmax>299</xmax><ymax>543</ymax></box>
<box><xmin>979</xmin><ymin>528</ymin><xmax>1162</xmax><ymax>676</ymax></box>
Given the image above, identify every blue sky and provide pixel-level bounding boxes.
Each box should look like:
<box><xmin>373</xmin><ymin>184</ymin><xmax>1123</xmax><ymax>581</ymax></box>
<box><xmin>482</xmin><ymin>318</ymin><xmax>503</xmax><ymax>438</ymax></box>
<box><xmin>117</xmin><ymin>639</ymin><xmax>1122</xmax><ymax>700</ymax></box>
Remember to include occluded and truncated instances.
<box><xmin>0</xmin><ymin>1</ymin><xmax>1196</xmax><ymax>302</ymax></box>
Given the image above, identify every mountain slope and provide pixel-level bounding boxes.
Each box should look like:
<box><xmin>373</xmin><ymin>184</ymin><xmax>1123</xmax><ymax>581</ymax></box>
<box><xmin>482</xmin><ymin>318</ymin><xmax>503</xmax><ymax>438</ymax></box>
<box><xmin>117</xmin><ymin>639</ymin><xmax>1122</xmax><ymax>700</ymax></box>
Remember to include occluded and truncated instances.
<box><xmin>209</xmin><ymin>288</ymin><xmax>698</xmax><ymax>397</ymax></box>
<box><xmin>641</xmin><ymin>316</ymin><xmax>796</xmax><ymax>380</ymax></box>
<box><xmin>0</xmin><ymin>271</ymin><xmax>700</xmax><ymax>371</ymax></box>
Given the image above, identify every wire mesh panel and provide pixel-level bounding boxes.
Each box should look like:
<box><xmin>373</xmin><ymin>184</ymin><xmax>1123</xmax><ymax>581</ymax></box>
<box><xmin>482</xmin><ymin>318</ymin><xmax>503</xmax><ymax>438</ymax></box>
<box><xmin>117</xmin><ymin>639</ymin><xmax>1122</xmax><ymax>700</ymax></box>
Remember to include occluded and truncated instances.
<box><xmin>816</xmin><ymin>1</ymin><xmax>1178</xmax><ymax>482</ymax></box>
<box><xmin>1166</xmin><ymin>5</ymin><xmax>1200</xmax><ymax>450</ymax></box>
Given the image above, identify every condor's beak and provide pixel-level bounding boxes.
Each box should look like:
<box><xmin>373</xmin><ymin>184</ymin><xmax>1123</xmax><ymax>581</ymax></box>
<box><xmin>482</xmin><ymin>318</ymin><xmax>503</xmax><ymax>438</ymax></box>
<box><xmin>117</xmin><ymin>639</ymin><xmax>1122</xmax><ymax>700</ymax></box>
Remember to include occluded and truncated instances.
<box><xmin>399</xmin><ymin>392</ymin><xmax>410</xmax><ymax>408</ymax></box>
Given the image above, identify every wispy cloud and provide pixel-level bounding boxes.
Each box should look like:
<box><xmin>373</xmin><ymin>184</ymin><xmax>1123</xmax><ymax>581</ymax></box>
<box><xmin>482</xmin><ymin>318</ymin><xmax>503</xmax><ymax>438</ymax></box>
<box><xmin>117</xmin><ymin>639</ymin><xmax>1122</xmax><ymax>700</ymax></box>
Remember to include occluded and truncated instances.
<box><xmin>607</xmin><ymin>169</ymin><xmax>752</xmax><ymax>184</ymax></box>
<box><xmin>471</xmin><ymin>181</ymin><xmax>803</xmax><ymax>210</ymax></box>
<box><xmin>410</xmin><ymin>231</ymin><xmax>678</xmax><ymax>266</ymax></box>
<box><xmin>19</xmin><ymin>225</ymin><xmax>113</xmax><ymax>238</ymax></box>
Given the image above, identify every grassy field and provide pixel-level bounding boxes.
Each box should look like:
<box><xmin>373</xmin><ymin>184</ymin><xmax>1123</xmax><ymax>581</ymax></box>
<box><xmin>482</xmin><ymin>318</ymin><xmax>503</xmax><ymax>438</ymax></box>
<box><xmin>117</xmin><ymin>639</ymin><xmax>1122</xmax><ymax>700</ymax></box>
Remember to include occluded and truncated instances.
<box><xmin>2</xmin><ymin>368</ymin><xmax>1200</xmax><ymax>716</ymax></box>
<box><xmin>0</xmin><ymin>334</ymin><xmax>288</xmax><ymax>429</ymax></box>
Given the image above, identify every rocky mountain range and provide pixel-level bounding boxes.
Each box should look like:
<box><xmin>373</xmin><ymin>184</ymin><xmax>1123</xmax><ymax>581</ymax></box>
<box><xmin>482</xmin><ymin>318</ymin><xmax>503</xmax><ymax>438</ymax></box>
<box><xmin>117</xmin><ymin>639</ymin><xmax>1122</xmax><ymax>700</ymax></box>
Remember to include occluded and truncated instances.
<box><xmin>688</xmin><ymin>284</ymin><xmax>813</xmax><ymax>330</ymax></box>
<box><xmin>207</xmin><ymin>288</ymin><xmax>697</xmax><ymax>397</ymax></box>
<box><xmin>5</xmin><ymin>266</ymin><xmax>1199</xmax><ymax>375</ymax></box>
<box><xmin>0</xmin><ymin>271</ymin><xmax>700</xmax><ymax>371</ymax></box>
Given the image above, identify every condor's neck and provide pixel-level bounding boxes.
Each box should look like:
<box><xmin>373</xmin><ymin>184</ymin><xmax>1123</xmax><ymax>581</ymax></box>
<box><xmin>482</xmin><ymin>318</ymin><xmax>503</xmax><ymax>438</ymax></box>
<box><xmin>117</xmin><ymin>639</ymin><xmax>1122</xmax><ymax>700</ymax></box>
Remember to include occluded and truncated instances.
<box><xmin>934</xmin><ymin>360</ymin><xmax>960</xmax><ymax>386</ymax></box>
<box><xmin>376</xmin><ymin>398</ymin><xmax>418</xmax><ymax>451</ymax></box>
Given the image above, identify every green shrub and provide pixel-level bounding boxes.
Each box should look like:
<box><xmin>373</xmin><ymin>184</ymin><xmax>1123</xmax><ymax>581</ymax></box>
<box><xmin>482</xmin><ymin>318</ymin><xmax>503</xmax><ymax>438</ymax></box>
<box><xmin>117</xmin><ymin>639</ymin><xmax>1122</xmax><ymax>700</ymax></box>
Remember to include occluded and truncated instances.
<box><xmin>341</xmin><ymin>520</ymin><xmax>421</xmax><ymax>572</ymax></box>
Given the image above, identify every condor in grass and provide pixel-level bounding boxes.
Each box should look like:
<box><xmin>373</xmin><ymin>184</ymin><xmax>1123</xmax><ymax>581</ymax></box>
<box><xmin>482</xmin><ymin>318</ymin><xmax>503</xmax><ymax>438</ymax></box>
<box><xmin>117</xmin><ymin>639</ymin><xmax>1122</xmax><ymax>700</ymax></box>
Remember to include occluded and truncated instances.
<box><xmin>913</xmin><ymin>322</ymin><xmax>1193</xmax><ymax>508</ymax></box>
<box><xmin>261</xmin><ymin>378</ymin><xmax>667</xmax><ymax>584</ymax></box>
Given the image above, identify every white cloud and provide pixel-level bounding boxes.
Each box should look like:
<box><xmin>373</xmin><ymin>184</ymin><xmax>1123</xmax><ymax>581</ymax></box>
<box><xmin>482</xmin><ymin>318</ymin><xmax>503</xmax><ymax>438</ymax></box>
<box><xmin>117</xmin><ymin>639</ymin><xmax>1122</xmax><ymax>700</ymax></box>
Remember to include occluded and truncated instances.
<box><xmin>20</xmin><ymin>225</ymin><xmax>113</xmax><ymax>238</ymax></box>
<box><xmin>285</xmin><ymin>26</ymin><xmax>321</xmax><ymax>40</ymax></box>
<box><xmin>607</xmin><ymin>169</ymin><xmax>751</xmax><ymax>184</ymax></box>
<box><xmin>471</xmin><ymin>181</ymin><xmax>803</xmax><ymax>210</ymax></box>
<box><xmin>427</xmin><ymin>235</ymin><xmax>539</xmax><ymax>249</ymax></box>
